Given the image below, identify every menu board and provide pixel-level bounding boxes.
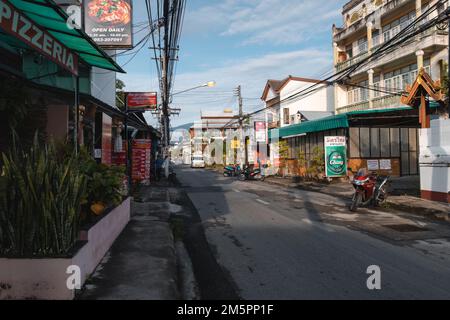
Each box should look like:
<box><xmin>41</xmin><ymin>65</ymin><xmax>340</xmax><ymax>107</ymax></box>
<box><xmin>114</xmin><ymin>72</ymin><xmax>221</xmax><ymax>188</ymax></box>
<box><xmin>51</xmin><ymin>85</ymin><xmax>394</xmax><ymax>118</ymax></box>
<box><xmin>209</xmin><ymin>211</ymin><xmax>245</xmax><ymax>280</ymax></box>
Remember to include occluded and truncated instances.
<box><xmin>131</xmin><ymin>139</ymin><xmax>151</xmax><ymax>184</ymax></box>
<box><xmin>83</xmin><ymin>0</ymin><xmax>133</xmax><ymax>48</ymax></box>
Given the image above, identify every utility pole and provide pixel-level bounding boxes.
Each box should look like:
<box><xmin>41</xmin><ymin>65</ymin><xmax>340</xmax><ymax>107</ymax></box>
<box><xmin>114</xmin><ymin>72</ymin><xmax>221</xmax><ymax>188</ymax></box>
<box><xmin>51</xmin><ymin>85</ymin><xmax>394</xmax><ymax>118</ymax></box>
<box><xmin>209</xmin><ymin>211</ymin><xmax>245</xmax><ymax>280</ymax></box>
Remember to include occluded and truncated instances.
<box><xmin>161</xmin><ymin>0</ymin><xmax>170</xmax><ymax>154</ymax></box>
<box><xmin>236</xmin><ymin>85</ymin><xmax>245</xmax><ymax>165</ymax></box>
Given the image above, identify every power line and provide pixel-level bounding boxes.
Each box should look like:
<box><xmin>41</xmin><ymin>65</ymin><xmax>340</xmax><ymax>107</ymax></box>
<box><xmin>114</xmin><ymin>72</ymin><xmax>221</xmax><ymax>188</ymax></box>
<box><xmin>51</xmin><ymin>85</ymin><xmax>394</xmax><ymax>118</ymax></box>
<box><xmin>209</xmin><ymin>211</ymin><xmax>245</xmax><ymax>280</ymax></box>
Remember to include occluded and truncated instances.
<box><xmin>220</xmin><ymin>1</ymin><xmax>448</xmax><ymax>129</ymax></box>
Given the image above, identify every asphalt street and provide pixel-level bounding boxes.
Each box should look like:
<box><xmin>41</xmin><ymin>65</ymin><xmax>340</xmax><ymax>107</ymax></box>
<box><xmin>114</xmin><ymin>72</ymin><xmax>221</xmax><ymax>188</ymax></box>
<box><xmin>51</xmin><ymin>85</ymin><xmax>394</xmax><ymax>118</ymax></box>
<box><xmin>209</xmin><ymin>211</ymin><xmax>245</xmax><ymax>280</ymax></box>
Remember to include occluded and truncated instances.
<box><xmin>175</xmin><ymin>166</ymin><xmax>450</xmax><ymax>300</ymax></box>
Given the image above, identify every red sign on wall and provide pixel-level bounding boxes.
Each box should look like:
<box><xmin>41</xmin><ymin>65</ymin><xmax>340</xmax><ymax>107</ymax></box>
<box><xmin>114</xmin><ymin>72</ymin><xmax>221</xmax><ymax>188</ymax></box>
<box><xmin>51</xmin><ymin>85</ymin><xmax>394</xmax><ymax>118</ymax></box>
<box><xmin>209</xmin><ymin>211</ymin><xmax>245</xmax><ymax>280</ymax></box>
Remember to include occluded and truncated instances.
<box><xmin>132</xmin><ymin>139</ymin><xmax>152</xmax><ymax>184</ymax></box>
<box><xmin>0</xmin><ymin>0</ymin><xmax>78</xmax><ymax>75</ymax></box>
<box><xmin>126</xmin><ymin>92</ymin><xmax>158</xmax><ymax>110</ymax></box>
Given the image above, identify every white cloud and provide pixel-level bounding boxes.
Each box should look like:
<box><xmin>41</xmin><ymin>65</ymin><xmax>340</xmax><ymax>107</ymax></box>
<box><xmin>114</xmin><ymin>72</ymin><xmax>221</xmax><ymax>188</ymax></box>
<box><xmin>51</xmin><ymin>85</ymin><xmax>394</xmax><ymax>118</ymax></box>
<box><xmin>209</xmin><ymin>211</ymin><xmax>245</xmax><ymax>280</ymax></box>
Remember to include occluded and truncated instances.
<box><xmin>121</xmin><ymin>48</ymin><xmax>333</xmax><ymax>127</ymax></box>
<box><xmin>184</xmin><ymin>0</ymin><xmax>343</xmax><ymax>46</ymax></box>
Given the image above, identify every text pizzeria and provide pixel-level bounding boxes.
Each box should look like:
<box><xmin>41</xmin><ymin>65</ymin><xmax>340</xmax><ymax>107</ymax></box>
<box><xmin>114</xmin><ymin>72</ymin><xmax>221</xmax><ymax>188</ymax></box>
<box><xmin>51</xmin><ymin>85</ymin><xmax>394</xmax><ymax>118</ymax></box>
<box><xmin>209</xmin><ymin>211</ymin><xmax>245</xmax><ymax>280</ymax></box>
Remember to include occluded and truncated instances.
<box><xmin>0</xmin><ymin>0</ymin><xmax>78</xmax><ymax>75</ymax></box>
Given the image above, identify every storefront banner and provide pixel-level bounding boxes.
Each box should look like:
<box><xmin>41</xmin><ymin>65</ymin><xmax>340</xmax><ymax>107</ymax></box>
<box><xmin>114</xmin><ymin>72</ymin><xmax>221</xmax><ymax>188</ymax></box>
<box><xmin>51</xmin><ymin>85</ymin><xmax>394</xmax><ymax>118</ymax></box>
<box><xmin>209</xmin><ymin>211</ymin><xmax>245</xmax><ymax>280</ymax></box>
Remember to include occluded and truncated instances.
<box><xmin>255</xmin><ymin>121</ymin><xmax>267</xmax><ymax>143</ymax></box>
<box><xmin>126</xmin><ymin>92</ymin><xmax>158</xmax><ymax>110</ymax></box>
<box><xmin>325</xmin><ymin>136</ymin><xmax>347</xmax><ymax>178</ymax></box>
<box><xmin>132</xmin><ymin>139</ymin><xmax>151</xmax><ymax>183</ymax></box>
<box><xmin>83</xmin><ymin>0</ymin><xmax>133</xmax><ymax>48</ymax></box>
<box><xmin>0</xmin><ymin>0</ymin><xmax>78</xmax><ymax>75</ymax></box>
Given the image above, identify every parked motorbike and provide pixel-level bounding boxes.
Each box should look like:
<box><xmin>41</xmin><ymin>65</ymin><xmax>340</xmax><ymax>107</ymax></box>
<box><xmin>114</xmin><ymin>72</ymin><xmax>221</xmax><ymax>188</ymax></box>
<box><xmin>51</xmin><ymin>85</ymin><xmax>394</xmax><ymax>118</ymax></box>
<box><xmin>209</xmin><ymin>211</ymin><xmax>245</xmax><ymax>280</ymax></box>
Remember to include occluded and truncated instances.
<box><xmin>238</xmin><ymin>165</ymin><xmax>265</xmax><ymax>181</ymax></box>
<box><xmin>223</xmin><ymin>164</ymin><xmax>241</xmax><ymax>177</ymax></box>
<box><xmin>350</xmin><ymin>168</ymin><xmax>390</xmax><ymax>212</ymax></box>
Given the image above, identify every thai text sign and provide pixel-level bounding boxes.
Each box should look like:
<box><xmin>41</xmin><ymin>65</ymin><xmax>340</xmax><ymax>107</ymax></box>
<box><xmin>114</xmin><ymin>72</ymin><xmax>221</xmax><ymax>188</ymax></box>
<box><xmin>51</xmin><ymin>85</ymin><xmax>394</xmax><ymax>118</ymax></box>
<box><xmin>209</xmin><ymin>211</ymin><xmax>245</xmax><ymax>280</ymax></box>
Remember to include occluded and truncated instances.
<box><xmin>132</xmin><ymin>139</ymin><xmax>151</xmax><ymax>183</ymax></box>
<box><xmin>325</xmin><ymin>136</ymin><xmax>347</xmax><ymax>178</ymax></box>
<box><xmin>126</xmin><ymin>92</ymin><xmax>158</xmax><ymax>110</ymax></box>
<box><xmin>83</xmin><ymin>0</ymin><xmax>133</xmax><ymax>48</ymax></box>
<box><xmin>0</xmin><ymin>0</ymin><xmax>78</xmax><ymax>75</ymax></box>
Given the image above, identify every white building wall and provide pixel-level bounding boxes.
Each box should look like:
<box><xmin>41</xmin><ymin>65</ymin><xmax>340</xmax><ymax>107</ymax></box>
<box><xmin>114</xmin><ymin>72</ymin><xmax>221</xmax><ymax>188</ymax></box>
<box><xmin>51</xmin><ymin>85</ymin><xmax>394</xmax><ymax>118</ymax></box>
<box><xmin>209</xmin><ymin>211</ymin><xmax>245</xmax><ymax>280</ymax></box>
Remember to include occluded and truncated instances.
<box><xmin>419</xmin><ymin>119</ymin><xmax>450</xmax><ymax>202</ymax></box>
<box><xmin>90</xmin><ymin>51</ymin><xmax>117</xmax><ymax>107</ymax></box>
<box><xmin>279</xmin><ymin>81</ymin><xmax>334</xmax><ymax>127</ymax></box>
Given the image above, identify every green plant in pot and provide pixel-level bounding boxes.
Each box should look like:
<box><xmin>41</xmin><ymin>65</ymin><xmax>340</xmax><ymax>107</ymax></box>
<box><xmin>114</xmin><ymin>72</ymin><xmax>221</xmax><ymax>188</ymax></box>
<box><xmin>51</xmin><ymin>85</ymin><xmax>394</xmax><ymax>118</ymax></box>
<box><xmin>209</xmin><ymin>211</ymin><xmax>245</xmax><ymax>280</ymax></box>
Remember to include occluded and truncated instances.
<box><xmin>88</xmin><ymin>164</ymin><xmax>125</xmax><ymax>216</ymax></box>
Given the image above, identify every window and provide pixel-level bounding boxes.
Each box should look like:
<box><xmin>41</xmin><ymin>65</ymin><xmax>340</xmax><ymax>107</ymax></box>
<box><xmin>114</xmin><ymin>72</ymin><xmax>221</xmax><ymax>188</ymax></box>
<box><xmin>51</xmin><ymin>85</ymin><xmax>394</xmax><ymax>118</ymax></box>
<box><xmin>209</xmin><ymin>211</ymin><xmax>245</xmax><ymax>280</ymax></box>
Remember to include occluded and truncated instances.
<box><xmin>380</xmin><ymin>128</ymin><xmax>390</xmax><ymax>157</ymax></box>
<box><xmin>390</xmin><ymin>128</ymin><xmax>400</xmax><ymax>157</ymax></box>
<box><xmin>382</xmin><ymin>11</ymin><xmax>415</xmax><ymax>45</ymax></box>
<box><xmin>345</xmin><ymin>44</ymin><xmax>353</xmax><ymax>59</ymax></box>
<box><xmin>360</xmin><ymin>128</ymin><xmax>371</xmax><ymax>157</ymax></box>
<box><xmin>370</xmin><ymin>128</ymin><xmax>380</xmax><ymax>157</ymax></box>
<box><xmin>350</xmin><ymin>127</ymin><xmax>393</xmax><ymax>158</ymax></box>
<box><xmin>357</xmin><ymin>37</ymin><xmax>368</xmax><ymax>54</ymax></box>
<box><xmin>283</xmin><ymin>108</ymin><xmax>290</xmax><ymax>125</ymax></box>
<box><xmin>349</xmin><ymin>127</ymin><xmax>360</xmax><ymax>158</ymax></box>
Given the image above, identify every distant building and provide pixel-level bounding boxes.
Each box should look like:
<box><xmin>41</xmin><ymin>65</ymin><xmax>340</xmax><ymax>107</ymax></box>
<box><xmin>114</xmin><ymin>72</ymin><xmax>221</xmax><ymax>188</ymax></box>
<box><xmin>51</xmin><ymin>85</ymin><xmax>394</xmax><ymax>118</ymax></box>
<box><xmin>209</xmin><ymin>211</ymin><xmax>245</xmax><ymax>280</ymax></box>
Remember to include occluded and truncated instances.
<box><xmin>189</xmin><ymin>110</ymin><xmax>241</xmax><ymax>165</ymax></box>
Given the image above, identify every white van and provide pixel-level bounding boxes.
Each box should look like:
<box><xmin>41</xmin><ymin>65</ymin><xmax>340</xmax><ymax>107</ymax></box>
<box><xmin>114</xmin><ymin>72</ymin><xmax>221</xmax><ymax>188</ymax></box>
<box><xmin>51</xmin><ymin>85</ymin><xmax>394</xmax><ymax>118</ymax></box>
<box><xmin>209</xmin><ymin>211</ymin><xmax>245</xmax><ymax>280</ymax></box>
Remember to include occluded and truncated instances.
<box><xmin>191</xmin><ymin>155</ymin><xmax>206</xmax><ymax>168</ymax></box>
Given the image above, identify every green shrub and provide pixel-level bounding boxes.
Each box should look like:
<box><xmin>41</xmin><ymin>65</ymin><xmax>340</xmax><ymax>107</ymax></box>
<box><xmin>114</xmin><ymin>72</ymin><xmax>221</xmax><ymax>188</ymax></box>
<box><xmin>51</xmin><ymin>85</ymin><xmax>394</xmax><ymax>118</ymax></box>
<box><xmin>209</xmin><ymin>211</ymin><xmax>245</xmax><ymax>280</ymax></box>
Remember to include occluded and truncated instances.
<box><xmin>0</xmin><ymin>136</ymin><xmax>87</xmax><ymax>257</ymax></box>
<box><xmin>77</xmin><ymin>148</ymin><xmax>125</xmax><ymax>208</ymax></box>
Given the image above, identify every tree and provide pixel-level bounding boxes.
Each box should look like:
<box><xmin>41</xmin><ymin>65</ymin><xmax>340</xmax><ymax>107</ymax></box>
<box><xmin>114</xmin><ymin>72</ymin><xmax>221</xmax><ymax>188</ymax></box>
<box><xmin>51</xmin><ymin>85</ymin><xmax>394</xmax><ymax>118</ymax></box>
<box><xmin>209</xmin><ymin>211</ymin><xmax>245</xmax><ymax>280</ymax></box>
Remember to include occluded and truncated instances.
<box><xmin>116</xmin><ymin>79</ymin><xmax>126</xmax><ymax>110</ymax></box>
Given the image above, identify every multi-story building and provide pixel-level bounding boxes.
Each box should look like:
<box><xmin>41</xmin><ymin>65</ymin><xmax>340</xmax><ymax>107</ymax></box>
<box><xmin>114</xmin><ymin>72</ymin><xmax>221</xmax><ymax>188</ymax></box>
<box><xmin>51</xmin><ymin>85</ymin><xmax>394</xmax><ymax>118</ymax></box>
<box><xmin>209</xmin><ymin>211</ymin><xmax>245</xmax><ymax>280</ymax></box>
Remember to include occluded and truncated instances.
<box><xmin>333</xmin><ymin>0</ymin><xmax>448</xmax><ymax>114</ymax></box>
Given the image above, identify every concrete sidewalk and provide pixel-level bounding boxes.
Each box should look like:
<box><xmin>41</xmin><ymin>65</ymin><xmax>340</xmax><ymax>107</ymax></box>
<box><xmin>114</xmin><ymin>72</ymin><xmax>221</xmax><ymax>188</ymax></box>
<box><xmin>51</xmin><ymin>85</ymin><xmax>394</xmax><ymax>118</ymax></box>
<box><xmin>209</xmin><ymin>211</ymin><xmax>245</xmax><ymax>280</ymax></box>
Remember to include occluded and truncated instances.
<box><xmin>77</xmin><ymin>185</ymin><xmax>179</xmax><ymax>300</ymax></box>
<box><xmin>263</xmin><ymin>176</ymin><xmax>450</xmax><ymax>221</ymax></box>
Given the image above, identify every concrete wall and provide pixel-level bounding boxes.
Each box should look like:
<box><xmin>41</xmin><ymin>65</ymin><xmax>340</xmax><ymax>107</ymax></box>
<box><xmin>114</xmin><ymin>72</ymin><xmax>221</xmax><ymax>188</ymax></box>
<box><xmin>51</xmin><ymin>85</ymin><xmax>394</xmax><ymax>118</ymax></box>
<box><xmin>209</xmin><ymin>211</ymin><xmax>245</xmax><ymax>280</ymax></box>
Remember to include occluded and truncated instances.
<box><xmin>419</xmin><ymin>119</ymin><xmax>450</xmax><ymax>203</ymax></box>
<box><xmin>0</xmin><ymin>198</ymin><xmax>131</xmax><ymax>300</ymax></box>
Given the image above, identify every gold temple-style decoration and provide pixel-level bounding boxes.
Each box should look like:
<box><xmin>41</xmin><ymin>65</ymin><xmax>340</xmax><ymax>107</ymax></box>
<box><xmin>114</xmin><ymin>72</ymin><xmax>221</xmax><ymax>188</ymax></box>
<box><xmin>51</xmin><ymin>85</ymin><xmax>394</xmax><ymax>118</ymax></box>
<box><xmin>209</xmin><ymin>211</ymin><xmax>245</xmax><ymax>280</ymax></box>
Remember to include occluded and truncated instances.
<box><xmin>401</xmin><ymin>68</ymin><xmax>444</xmax><ymax>128</ymax></box>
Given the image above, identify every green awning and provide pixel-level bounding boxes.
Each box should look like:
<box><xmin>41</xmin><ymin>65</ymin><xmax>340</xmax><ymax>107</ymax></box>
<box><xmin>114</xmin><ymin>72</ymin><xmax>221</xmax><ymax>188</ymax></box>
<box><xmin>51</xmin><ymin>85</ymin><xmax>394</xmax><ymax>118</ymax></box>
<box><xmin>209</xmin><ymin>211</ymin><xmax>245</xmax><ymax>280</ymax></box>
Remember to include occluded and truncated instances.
<box><xmin>269</xmin><ymin>104</ymin><xmax>437</xmax><ymax>140</ymax></box>
<box><xmin>270</xmin><ymin>114</ymin><xmax>349</xmax><ymax>140</ymax></box>
<box><xmin>6</xmin><ymin>0</ymin><xmax>125</xmax><ymax>73</ymax></box>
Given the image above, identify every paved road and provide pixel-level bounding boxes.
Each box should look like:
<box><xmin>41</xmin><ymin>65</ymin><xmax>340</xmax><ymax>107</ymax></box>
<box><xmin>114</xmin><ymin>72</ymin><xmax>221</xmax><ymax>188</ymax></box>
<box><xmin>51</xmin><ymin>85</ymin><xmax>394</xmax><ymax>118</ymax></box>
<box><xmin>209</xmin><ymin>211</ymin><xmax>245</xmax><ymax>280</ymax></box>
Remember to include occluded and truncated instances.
<box><xmin>176</xmin><ymin>166</ymin><xmax>450</xmax><ymax>300</ymax></box>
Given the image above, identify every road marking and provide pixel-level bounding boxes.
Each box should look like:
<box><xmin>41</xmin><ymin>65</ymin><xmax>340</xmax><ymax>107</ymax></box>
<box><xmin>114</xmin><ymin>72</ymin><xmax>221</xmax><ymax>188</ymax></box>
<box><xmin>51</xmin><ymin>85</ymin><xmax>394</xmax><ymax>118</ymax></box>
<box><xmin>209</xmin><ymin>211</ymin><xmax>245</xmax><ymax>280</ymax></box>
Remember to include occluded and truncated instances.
<box><xmin>233</xmin><ymin>189</ymin><xmax>241</xmax><ymax>193</ymax></box>
<box><xmin>256</xmin><ymin>199</ymin><xmax>270</xmax><ymax>205</ymax></box>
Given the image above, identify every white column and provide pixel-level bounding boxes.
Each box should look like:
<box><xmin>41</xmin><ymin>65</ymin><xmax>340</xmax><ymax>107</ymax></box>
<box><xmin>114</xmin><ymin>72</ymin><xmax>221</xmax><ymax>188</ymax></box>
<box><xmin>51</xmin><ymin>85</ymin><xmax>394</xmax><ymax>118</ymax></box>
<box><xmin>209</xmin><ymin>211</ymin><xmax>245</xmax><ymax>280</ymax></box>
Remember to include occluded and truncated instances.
<box><xmin>368</xmin><ymin>69</ymin><xmax>374</xmax><ymax>109</ymax></box>
<box><xmin>367</xmin><ymin>21</ymin><xmax>373</xmax><ymax>54</ymax></box>
<box><xmin>416</xmin><ymin>50</ymin><xmax>425</xmax><ymax>70</ymax></box>
<box><xmin>416</xmin><ymin>0</ymin><xmax>422</xmax><ymax>17</ymax></box>
<box><xmin>333</xmin><ymin>42</ymin><xmax>339</xmax><ymax>66</ymax></box>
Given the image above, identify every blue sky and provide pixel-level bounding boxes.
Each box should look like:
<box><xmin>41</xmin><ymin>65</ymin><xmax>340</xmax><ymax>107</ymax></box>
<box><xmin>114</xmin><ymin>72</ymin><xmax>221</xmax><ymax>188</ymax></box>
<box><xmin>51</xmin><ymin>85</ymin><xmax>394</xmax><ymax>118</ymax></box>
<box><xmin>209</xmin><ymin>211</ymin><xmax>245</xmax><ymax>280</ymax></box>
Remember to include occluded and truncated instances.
<box><xmin>117</xmin><ymin>0</ymin><xmax>347</xmax><ymax>127</ymax></box>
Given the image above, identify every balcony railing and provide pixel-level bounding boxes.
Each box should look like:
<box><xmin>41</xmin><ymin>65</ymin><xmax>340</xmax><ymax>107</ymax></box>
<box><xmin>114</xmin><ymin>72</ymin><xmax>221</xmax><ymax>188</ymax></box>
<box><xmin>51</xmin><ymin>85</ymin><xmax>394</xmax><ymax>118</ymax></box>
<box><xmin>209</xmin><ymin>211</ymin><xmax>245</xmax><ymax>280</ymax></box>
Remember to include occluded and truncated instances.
<box><xmin>372</xmin><ymin>94</ymin><xmax>403</xmax><ymax>109</ymax></box>
<box><xmin>335</xmin><ymin>26</ymin><xmax>448</xmax><ymax>73</ymax></box>
<box><xmin>336</xmin><ymin>101</ymin><xmax>369</xmax><ymax>114</ymax></box>
<box><xmin>336</xmin><ymin>50</ymin><xmax>369</xmax><ymax>73</ymax></box>
<box><xmin>337</xmin><ymin>94</ymin><xmax>404</xmax><ymax>114</ymax></box>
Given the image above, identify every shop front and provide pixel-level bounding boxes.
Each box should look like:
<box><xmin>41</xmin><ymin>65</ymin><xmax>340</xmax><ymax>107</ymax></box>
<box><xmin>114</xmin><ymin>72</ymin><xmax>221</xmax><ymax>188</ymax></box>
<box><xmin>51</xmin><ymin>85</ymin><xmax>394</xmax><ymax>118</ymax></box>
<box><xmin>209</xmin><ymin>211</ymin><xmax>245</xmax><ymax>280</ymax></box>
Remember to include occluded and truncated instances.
<box><xmin>269</xmin><ymin>107</ymin><xmax>428</xmax><ymax>178</ymax></box>
<box><xmin>0</xmin><ymin>0</ymin><xmax>125</xmax><ymax>155</ymax></box>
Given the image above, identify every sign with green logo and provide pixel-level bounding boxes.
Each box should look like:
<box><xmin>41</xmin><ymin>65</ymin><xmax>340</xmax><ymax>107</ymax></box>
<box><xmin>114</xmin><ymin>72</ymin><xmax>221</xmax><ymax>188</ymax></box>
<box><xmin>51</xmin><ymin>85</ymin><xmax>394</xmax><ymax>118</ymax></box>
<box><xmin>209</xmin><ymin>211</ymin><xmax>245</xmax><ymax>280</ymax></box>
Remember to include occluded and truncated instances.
<box><xmin>325</xmin><ymin>136</ymin><xmax>347</xmax><ymax>178</ymax></box>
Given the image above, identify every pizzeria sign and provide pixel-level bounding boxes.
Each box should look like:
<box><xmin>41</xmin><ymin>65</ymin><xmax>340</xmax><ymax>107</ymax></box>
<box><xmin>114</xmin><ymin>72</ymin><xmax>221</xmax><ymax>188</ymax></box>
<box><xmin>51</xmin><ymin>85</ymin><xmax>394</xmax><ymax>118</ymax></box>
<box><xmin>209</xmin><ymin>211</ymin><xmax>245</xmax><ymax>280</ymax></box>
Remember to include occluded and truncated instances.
<box><xmin>0</xmin><ymin>0</ymin><xmax>78</xmax><ymax>75</ymax></box>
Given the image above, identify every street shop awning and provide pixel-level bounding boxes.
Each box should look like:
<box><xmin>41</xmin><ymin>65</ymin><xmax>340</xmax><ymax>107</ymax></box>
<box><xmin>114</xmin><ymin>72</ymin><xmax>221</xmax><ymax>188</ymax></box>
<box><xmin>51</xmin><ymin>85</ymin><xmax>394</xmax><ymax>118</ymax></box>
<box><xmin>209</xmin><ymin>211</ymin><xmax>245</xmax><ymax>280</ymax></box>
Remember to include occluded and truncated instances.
<box><xmin>269</xmin><ymin>105</ymin><xmax>440</xmax><ymax>140</ymax></box>
<box><xmin>0</xmin><ymin>0</ymin><xmax>125</xmax><ymax>74</ymax></box>
<box><xmin>269</xmin><ymin>114</ymin><xmax>349</xmax><ymax>140</ymax></box>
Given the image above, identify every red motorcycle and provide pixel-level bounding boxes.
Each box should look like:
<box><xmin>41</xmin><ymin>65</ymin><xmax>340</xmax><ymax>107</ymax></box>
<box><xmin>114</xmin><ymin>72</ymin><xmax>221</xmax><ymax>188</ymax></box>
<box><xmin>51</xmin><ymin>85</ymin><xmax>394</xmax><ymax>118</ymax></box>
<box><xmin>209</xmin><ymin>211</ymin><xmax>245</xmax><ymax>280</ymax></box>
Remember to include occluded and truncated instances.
<box><xmin>350</xmin><ymin>169</ymin><xmax>390</xmax><ymax>212</ymax></box>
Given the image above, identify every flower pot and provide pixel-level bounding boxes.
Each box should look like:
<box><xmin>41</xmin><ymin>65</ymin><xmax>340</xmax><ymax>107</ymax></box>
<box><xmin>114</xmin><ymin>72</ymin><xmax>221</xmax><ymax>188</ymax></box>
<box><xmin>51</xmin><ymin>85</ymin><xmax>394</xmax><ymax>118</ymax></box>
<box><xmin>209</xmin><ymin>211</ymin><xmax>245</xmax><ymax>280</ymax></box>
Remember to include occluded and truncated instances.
<box><xmin>90</xmin><ymin>202</ymin><xmax>106</xmax><ymax>216</ymax></box>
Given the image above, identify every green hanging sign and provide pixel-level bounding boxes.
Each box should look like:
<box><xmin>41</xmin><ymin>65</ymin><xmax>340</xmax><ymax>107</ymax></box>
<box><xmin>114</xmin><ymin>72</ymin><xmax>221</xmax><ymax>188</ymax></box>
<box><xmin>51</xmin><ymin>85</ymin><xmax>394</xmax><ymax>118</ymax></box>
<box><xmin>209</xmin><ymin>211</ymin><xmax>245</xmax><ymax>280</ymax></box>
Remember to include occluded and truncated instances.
<box><xmin>325</xmin><ymin>136</ymin><xmax>347</xmax><ymax>178</ymax></box>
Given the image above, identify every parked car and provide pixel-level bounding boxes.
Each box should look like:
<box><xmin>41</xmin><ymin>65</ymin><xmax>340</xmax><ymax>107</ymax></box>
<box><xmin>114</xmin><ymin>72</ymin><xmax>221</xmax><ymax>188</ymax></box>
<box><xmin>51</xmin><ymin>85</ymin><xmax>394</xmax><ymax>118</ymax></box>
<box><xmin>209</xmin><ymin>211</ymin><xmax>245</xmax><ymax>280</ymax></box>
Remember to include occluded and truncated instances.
<box><xmin>191</xmin><ymin>155</ymin><xmax>206</xmax><ymax>168</ymax></box>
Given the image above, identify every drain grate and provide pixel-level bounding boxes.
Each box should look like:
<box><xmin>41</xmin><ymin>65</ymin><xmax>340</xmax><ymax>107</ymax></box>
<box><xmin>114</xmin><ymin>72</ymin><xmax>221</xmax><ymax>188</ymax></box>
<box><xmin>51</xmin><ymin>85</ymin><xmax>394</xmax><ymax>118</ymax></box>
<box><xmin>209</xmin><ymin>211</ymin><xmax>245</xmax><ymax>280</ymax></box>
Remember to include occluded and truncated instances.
<box><xmin>383</xmin><ymin>224</ymin><xmax>429</xmax><ymax>232</ymax></box>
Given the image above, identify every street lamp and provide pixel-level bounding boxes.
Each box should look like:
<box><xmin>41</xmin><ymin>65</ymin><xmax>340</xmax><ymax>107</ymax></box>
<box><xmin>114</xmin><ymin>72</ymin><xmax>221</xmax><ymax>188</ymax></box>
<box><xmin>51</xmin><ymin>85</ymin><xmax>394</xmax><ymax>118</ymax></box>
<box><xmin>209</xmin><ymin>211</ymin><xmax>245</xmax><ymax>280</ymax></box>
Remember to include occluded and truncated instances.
<box><xmin>171</xmin><ymin>81</ymin><xmax>216</xmax><ymax>97</ymax></box>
